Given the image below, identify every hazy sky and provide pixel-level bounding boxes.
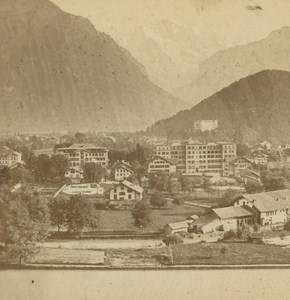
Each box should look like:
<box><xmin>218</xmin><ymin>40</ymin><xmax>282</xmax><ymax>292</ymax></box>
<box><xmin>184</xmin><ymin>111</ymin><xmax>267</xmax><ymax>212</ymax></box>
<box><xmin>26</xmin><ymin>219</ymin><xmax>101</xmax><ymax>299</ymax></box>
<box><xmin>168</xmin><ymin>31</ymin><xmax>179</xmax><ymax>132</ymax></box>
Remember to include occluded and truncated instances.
<box><xmin>51</xmin><ymin>0</ymin><xmax>290</xmax><ymax>48</ymax></box>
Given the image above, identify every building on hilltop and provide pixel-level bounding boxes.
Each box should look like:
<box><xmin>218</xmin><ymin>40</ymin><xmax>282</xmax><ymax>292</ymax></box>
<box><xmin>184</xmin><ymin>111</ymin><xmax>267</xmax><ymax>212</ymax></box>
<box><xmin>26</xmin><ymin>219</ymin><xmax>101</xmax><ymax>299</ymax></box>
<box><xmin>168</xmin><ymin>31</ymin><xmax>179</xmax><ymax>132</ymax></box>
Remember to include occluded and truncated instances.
<box><xmin>55</xmin><ymin>143</ymin><xmax>108</xmax><ymax>168</ymax></box>
<box><xmin>193</xmin><ymin>120</ymin><xmax>218</xmax><ymax>132</ymax></box>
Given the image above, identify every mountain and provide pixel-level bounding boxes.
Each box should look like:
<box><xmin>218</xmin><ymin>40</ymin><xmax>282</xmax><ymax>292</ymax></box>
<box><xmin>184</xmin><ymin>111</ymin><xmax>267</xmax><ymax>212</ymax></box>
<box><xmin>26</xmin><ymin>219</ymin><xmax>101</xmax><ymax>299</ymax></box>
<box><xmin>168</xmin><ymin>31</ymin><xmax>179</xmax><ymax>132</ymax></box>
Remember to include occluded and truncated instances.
<box><xmin>0</xmin><ymin>0</ymin><xmax>186</xmax><ymax>133</ymax></box>
<box><xmin>177</xmin><ymin>27</ymin><xmax>290</xmax><ymax>105</ymax></box>
<box><xmin>148</xmin><ymin>70</ymin><xmax>290</xmax><ymax>143</ymax></box>
<box><xmin>51</xmin><ymin>0</ymin><xmax>290</xmax><ymax>95</ymax></box>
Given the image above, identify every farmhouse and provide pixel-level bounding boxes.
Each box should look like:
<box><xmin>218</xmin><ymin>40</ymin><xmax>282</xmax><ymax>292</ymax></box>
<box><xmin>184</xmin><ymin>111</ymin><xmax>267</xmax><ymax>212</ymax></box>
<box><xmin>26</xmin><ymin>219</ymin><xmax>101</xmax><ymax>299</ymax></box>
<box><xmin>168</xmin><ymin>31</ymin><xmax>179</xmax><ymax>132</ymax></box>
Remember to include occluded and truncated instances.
<box><xmin>113</xmin><ymin>160</ymin><xmax>134</xmax><ymax>181</ymax></box>
<box><xmin>107</xmin><ymin>180</ymin><xmax>143</xmax><ymax>207</ymax></box>
<box><xmin>235</xmin><ymin>190</ymin><xmax>290</xmax><ymax>227</ymax></box>
<box><xmin>165</xmin><ymin>221</ymin><xmax>191</xmax><ymax>235</ymax></box>
<box><xmin>212</xmin><ymin>206</ymin><xmax>254</xmax><ymax>231</ymax></box>
<box><xmin>147</xmin><ymin>156</ymin><xmax>177</xmax><ymax>174</ymax></box>
<box><xmin>65</xmin><ymin>166</ymin><xmax>84</xmax><ymax>183</ymax></box>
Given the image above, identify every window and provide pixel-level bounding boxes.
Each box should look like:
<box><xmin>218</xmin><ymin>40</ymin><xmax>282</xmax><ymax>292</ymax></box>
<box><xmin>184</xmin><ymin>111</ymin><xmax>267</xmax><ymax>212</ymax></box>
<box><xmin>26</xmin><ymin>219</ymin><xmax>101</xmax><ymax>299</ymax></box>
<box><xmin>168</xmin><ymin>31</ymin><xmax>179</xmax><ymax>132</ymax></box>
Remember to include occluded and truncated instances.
<box><xmin>119</xmin><ymin>192</ymin><xmax>125</xmax><ymax>196</ymax></box>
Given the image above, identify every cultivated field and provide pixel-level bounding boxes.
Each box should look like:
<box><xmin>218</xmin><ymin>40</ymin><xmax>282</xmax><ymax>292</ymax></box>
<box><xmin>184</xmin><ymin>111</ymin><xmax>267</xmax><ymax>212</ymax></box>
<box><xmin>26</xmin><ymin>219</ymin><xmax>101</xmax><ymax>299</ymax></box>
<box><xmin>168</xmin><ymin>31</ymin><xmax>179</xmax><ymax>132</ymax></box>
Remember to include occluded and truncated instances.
<box><xmin>97</xmin><ymin>205</ymin><xmax>207</xmax><ymax>231</ymax></box>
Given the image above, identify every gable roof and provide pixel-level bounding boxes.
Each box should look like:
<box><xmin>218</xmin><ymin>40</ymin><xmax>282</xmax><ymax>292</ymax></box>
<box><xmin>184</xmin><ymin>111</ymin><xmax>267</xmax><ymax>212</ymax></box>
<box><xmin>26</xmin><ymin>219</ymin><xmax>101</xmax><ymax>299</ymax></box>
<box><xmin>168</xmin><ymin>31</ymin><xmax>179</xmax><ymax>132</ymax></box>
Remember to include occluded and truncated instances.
<box><xmin>166</xmin><ymin>221</ymin><xmax>190</xmax><ymax>230</ymax></box>
<box><xmin>67</xmin><ymin>166</ymin><xmax>83</xmax><ymax>174</ymax></box>
<box><xmin>242</xmin><ymin>190</ymin><xmax>290</xmax><ymax>212</ymax></box>
<box><xmin>213</xmin><ymin>206</ymin><xmax>253</xmax><ymax>219</ymax></box>
<box><xmin>151</xmin><ymin>155</ymin><xmax>178</xmax><ymax>165</ymax></box>
<box><xmin>115</xmin><ymin>161</ymin><xmax>133</xmax><ymax>172</ymax></box>
<box><xmin>108</xmin><ymin>180</ymin><xmax>143</xmax><ymax>194</ymax></box>
<box><xmin>0</xmin><ymin>147</ymin><xmax>20</xmax><ymax>157</ymax></box>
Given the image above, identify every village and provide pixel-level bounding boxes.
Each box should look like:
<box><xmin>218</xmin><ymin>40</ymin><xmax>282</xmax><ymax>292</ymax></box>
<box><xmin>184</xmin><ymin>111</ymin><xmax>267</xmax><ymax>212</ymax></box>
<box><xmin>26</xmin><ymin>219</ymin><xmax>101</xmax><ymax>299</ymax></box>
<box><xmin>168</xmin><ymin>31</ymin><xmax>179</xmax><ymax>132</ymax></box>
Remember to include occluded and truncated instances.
<box><xmin>1</xmin><ymin>125</ymin><xmax>290</xmax><ymax>268</ymax></box>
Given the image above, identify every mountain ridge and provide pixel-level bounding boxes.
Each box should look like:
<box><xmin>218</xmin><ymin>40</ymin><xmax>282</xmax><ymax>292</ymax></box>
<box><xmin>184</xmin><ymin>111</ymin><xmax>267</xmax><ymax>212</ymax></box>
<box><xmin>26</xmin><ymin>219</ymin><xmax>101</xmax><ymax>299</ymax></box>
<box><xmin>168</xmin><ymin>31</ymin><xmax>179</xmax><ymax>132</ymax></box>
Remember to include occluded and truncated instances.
<box><xmin>176</xmin><ymin>26</ymin><xmax>290</xmax><ymax>105</ymax></box>
<box><xmin>148</xmin><ymin>70</ymin><xmax>290</xmax><ymax>143</ymax></box>
<box><xmin>0</xmin><ymin>0</ymin><xmax>187</xmax><ymax>133</ymax></box>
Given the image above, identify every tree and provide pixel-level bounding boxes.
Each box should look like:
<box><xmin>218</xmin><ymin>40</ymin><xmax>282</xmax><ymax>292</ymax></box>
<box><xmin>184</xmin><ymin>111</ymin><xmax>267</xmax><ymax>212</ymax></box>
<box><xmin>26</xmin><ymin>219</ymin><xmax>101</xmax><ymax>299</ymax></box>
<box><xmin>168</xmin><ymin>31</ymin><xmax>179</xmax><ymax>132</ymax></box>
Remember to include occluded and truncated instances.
<box><xmin>34</xmin><ymin>154</ymin><xmax>52</xmax><ymax>183</ymax></box>
<box><xmin>261</xmin><ymin>173</ymin><xmax>288</xmax><ymax>191</ymax></box>
<box><xmin>236</xmin><ymin>144</ymin><xmax>251</xmax><ymax>157</ymax></box>
<box><xmin>74</xmin><ymin>132</ymin><xmax>86</xmax><ymax>143</ymax></box>
<box><xmin>49</xmin><ymin>196</ymin><xmax>70</xmax><ymax>232</ymax></box>
<box><xmin>150</xmin><ymin>192</ymin><xmax>167</xmax><ymax>208</ymax></box>
<box><xmin>50</xmin><ymin>154</ymin><xmax>70</xmax><ymax>179</ymax></box>
<box><xmin>222</xmin><ymin>189</ymin><xmax>242</xmax><ymax>207</ymax></box>
<box><xmin>0</xmin><ymin>186</ymin><xmax>50</xmax><ymax>264</ymax></box>
<box><xmin>245</xmin><ymin>181</ymin><xmax>264</xmax><ymax>194</ymax></box>
<box><xmin>130</xmin><ymin>160</ymin><xmax>146</xmax><ymax>185</ymax></box>
<box><xmin>172</xmin><ymin>196</ymin><xmax>184</xmax><ymax>206</ymax></box>
<box><xmin>0</xmin><ymin>167</ymin><xmax>10</xmax><ymax>186</ymax></box>
<box><xmin>131</xmin><ymin>201</ymin><xmax>151</xmax><ymax>228</ymax></box>
<box><xmin>66</xmin><ymin>196</ymin><xmax>99</xmax><ymax>234</ymax></box>
<box><xmin>162</xmin><ymin>234</ymin><xmax>183</xmax><ymax>246</ymax></box>
<box><xmin>9</xmin><ymin>167</ymin><xmax>34</xmax><ymax>184</ymax></box>
<box><xmin>148</xmin><ymin>171</ymin><xmax>167</xmax><ymax>190</ymax></box>
<box><xmin>83</xmin><ymin>162</ymin><xmax>105</xmax><ymax>183</ymax></box>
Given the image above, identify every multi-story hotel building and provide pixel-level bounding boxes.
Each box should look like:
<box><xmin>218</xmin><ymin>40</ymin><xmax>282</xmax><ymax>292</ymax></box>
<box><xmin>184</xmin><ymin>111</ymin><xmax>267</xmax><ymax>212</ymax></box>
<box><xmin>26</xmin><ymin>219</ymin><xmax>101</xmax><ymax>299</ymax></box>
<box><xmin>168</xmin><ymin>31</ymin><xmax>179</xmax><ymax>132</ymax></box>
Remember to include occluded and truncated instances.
<box><xmin>0</xmin><ymin>147</ymin><xmax>22</xmax><ymax>168</ymax></box>
<box><xmin>55</xmin><ymin>144</ymin><xmax>108</xmax><ymax>167</ymax></box>
<box><xmin>153</xmin><ymin>140</ymin><xmax>236</xmax><ymax>175</ymax></box>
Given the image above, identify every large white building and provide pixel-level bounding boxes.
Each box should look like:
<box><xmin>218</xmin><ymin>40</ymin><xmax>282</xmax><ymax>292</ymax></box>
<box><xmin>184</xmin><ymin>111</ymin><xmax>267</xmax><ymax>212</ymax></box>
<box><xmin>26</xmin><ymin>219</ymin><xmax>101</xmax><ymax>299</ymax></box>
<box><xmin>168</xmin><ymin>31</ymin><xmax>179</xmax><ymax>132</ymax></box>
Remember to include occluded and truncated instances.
<box><xmin>0</xmin><ymin>147</ymin><xmax>22</xmax><ymax>168</ymax></box>
<box><xmin>153</xmin><ymin>140</ymin><xmax>236</xmax><ymax>175</ymax></box>
<box><xmin>148</xmin><ymin>156</ymin><xmax>177</xmax><ymax>174</ymax></box>
<box><xmin>55</xmin><ymin>144</ymin><xmax>108</xmax><ymax>168</ymax></box>
<box><xmin>193</xmin><ymin>120</ymin><xmax>218</xmax><ymax>132</ymax></box>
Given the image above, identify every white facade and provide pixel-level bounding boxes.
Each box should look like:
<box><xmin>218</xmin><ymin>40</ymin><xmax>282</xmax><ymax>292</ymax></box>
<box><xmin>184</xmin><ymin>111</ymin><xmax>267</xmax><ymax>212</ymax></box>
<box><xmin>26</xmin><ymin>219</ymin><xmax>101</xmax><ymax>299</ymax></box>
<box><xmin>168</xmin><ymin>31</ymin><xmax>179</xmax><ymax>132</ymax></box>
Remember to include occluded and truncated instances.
<box><xmin>194</xmin><ymin>120</ymin><xmax>218</xmax><ymax>132</ymax></box>
<box><xmin>65</xmin><ymin>167</ymin><xmax>84</xmax><ymax>183</ymax></box>
<box><xmin>62</xmin><ymin>183</ymin><xmax>104</xmax><ymax>196</ymax></box>
<box><xmin>148</xmin><ymin>156</ymin><xmax>177</xmax><ymax>174</ymax></box>
<box><xmin>108</xmin><ymin>181</ymin><xmax>143</xmax><ymax>204</ymax></box>
<box><xmin>56</xmin><ymin>144</ymin><xmax>108</xmax><ymax>167</ymax></box>
<box><xmin>0</xmin><ymin>147</ymin><xmax>22</xmax><ymax>168</ymax></box>
<box><xmin>153</xmin><ymin>141</ymin><xmax>236</xmax><ymax>175</ymax></box>
<box><xmin>114</xmin><ymin>161</ymin><xmax>133</xmax><ymax>181</ymax></box>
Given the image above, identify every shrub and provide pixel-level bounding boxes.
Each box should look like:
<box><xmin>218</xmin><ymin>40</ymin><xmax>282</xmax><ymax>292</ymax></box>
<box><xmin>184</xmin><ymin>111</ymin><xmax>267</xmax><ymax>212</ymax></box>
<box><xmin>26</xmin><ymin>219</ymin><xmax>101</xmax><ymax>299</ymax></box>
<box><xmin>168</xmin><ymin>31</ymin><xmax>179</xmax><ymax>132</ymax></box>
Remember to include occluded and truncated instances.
<box><xmin>172</xmin><ymin>197</ymin><xmax>184</xmax><ymax>206</ymax></box>
<box><xmin>253</xmin><ymin>223</ymin><xmax>261</xmax><ymax>232</ymax></box>
<box><xmin>150</xmin><ymin>193</ymin><xmax>167</xmax><ymax>208</ymax></box>
<box><xmin>220</xmin><ymin>246</ymin><xmax>228</xmax><ymax>255</ymax></box>
<box><xmin>223</xmin><ymin>229</ymin><xmax>236</xmax><ymax>240</ymax></box>
<box><xmin>284</xmin><ymin>220</ymin><xmax>290</xmax><ymax>231</ymax></box>
<box><xmin>154</xmin><ymin>254</ymin><xmax>172</xmax><ymax>265</ymax></box>
<box><xmin>162</xmin><ymin>234</ymin><xmax>184</xmax><ymax>246</ymax></box>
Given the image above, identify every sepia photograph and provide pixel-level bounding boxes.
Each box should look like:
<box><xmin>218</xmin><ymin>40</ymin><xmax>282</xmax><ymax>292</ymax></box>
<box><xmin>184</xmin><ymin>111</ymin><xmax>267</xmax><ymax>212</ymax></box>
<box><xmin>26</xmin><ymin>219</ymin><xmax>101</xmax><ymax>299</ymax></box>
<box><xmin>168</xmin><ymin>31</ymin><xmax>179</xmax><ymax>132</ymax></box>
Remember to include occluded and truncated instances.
<box><xmin>0</xmin><ymin>0</ymin><xmax>290</xmax><ymax>298</ymax></box>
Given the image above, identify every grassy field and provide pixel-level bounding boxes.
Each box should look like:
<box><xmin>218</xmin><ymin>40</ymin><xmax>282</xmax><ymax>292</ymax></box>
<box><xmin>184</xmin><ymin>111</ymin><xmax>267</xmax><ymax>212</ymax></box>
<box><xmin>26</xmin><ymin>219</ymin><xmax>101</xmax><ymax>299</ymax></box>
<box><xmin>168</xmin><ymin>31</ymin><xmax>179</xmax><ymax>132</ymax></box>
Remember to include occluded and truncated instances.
<box><xmin>171</xmin><ymin>242</ymin><xmax>290</xmax><ymax>265</ymax></box>
<box><xmin>97</xmin><ymin>205</ymin><xmax>207</xmax><ymax>231</ymax></box>
<box><xmin>28</xmin><ymin>248</ymin><xmax>105</xmax><ymax>265</ymax></box>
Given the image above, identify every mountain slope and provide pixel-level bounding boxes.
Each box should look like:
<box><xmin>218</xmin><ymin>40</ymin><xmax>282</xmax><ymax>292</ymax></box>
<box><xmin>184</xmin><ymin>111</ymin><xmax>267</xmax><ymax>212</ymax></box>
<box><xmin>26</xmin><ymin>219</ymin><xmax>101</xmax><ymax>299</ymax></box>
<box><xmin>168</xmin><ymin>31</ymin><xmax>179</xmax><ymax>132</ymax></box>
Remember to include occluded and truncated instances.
<box><xmin>0</xmin><ymin>0</ymin><xmax>186</xmax><ymax>133</ymax></box>
<box><xmin>149</xmin><ymin>70</ymin><xmax>290</xmax><ymax>142</ymax></box>
<box><xmin>177</xmin><ymin>27</ymin><xmax>290</xmax><ymax>105</ymax></box>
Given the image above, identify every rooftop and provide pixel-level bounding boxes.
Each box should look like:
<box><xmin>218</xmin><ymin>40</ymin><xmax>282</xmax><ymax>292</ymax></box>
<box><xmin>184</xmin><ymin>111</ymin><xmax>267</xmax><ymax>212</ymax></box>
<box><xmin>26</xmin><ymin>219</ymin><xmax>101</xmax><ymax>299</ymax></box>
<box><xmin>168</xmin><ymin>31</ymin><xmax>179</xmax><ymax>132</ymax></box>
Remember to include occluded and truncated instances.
<box><xmin>242</xmin><ymin>190</ymin><xmax>290</xmax><ymax>212</ymax></box>
<box><xmin>213</xmin><ymin>206</ymin><xmax>253</xmax><ymax>219</ymax></box>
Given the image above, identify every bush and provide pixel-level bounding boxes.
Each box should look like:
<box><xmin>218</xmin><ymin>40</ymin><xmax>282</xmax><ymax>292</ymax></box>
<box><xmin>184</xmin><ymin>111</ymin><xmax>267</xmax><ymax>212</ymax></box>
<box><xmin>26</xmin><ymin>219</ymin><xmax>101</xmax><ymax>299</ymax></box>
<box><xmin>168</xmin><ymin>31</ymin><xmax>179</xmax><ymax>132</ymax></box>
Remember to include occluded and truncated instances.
<box><xmin>223</xmin><ymin>229</ymin><xmax>236</xmax><ymax>240</ymax></box>
<box><xmin>172</xmin><ymin>197</ymin><xmax>184</xmax><ymax>206</ymax></box>
<box><xmin>150</xmin><ymin>193</ymin><xmax>167</xmax><ymax>208</ymax></box>
<box><xmin>154</xmin><ymin>254</ymin><xmax>172</xmax><ymax>265</ymax></box>
<box><xmin>284</xmin><ymin>220</ymin><xmax>290</xmax><ymax>231</ymax></box>
<box><xmin>253</xmin><ymin>223</ymin><xmax>261</xmax><ymax>232</ymax></box>
<box><xmin>162</xmin><ymin>234</ymin><xmax>184</xmax><ymax>246</ymax></box>
<box><xmin>217</xmin><ymin>225</ymin><xmax>224</xmax><ymax>231</ymax></box>
<box><xmin>220</xmin><ymin>246</ymin><xmax>228</xmax><ymax>255</ymax></box>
